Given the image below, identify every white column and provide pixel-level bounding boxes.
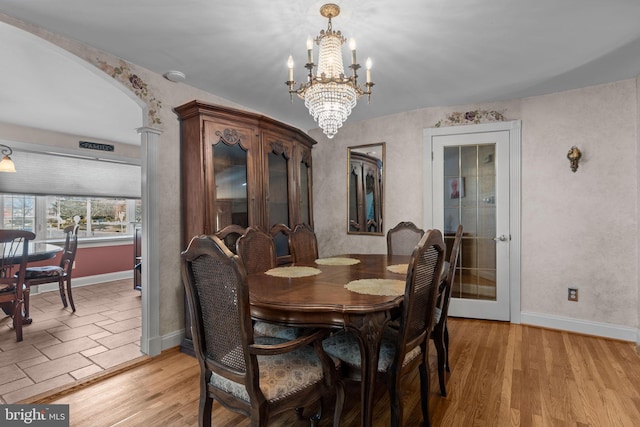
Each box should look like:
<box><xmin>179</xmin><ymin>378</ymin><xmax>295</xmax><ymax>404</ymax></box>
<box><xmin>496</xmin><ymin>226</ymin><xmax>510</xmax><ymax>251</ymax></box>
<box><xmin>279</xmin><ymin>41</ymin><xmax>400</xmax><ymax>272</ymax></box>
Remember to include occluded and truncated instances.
<box><xmin>137</xmin><ymin>126</ymin><xmax>162</xmax><ymax>356</ymax></box>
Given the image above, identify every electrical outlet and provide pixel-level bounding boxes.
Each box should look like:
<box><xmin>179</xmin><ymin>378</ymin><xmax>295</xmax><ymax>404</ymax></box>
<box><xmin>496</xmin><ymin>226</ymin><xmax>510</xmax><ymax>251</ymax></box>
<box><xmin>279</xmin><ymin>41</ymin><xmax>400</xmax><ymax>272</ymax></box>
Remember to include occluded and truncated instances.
<box><xmin>568</xmin><ymin>288</ymin><xmax>578</xmax><ymax>302</ymax></box>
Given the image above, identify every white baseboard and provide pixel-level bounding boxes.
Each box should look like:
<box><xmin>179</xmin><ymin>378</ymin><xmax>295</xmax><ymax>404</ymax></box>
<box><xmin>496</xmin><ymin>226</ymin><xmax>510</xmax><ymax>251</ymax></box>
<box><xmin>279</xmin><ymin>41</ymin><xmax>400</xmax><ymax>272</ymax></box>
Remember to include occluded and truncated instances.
<box><xmin>161</xmin><ymin>329</ymin><xmax>185</xmax><ymax>352</ymax></box>
<box><xmin>29</xmin><ymin>271</ymin><xmax>134</xmax><ymax>295</ymax></box>
<box><xmin>521</xmin><ymin>311</ymin><xmax>637</xmax><ymax>342</ymax></box>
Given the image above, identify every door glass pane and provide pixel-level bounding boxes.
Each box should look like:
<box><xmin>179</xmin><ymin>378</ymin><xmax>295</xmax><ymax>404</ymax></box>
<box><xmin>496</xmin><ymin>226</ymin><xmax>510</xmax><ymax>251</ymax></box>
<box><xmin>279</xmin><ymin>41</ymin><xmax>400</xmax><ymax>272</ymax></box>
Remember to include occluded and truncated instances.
<box><xmin>300</xmin><ymin>161</ymin><xmax>310</xmax><ymax>225</ymax></box>
<box><xmin>443</xmin><ymin>144</ymin><xmax>497</xmax><ymax>301</ymax></box>
<box><xmin>268</xmin><ymin>150</ymin><xmax>289</xmax><ymax>258</ymax></box>
<box><xmin>213</xmin><ymin>142</ymin><xmax>248</xmax><ymax>230</ymax></box>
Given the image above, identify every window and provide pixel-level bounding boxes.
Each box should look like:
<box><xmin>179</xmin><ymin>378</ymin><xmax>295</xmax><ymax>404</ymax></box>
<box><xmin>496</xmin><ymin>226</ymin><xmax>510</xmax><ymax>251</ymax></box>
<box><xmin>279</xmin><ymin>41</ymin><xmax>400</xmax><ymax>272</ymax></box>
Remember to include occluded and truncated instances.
<box><xmin>1</xmin><ymin>194</ymin><xmax>141</xmax><ymax>241</ymax></box>
<box><xmin>2</xmin><ymin>194</ymin><xmax>35</xmax><ymax>230</ymax></box>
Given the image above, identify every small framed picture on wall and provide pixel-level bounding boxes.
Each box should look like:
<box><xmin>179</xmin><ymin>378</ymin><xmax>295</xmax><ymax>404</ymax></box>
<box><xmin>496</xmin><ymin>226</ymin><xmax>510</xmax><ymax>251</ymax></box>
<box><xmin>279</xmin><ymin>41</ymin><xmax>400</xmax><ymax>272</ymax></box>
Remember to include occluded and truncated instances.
<box><xmin>448</xmin><ymin>177</ymin><xmax>465</xmax><ymax>199</ymax></box>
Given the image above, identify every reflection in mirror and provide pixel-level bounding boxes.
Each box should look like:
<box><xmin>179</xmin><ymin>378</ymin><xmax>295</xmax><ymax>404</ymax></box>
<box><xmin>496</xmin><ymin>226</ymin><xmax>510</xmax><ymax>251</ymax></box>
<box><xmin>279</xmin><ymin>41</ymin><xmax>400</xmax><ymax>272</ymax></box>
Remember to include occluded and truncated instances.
<box><xmin>348</xmin><ymin>143</ymin><xmax>385</xmax><ymax>235</ymax></box>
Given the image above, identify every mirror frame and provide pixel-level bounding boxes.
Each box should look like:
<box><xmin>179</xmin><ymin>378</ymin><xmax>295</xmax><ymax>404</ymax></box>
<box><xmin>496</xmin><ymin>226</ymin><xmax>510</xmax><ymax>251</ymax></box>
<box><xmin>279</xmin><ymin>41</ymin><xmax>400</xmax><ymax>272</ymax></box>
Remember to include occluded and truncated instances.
<box><xmin>347</xmin><ymin>142</ymin><xmax>385</xmax><ymax>235</ymax></box>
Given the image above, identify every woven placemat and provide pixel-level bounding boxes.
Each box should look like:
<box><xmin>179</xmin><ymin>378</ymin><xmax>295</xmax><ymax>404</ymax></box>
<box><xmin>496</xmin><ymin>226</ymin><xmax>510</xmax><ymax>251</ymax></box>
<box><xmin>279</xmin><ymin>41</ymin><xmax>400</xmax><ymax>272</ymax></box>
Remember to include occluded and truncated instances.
<box><xmin>386</xmin><ymin>264</ymin><xmax>408</xmax><ymax>275</ymax></box>
<box><xmin>344</xmin><ymin>278</ymin><xmax>406</xmax><ymax>296</ymax></box>
<box><xmin>315</xmin><ymin>257</ymin><xmax>360</xmax><ymax>266</ymax></box>
<box><xmin>265</xmin><ymin>266</ymin><xmax>321</xmax><ymax>278</ymax></box>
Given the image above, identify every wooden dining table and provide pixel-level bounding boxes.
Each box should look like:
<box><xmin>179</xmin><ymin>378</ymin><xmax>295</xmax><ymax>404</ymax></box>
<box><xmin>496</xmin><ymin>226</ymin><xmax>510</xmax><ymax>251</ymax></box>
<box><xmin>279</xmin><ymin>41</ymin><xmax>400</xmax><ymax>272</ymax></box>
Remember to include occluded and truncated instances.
<box><xmin>248</xmin><ymin>253</ymin><xmax>411</xmax><ymax>427</ymax></box>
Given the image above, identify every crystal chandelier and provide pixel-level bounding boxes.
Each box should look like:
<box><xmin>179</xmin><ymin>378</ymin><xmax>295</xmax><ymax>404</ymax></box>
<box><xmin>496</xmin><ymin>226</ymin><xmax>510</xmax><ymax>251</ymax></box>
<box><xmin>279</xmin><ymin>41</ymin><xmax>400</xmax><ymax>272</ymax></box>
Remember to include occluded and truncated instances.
<box><xmin>286</xmin><ymin>3</ymin><xmax>374</xmax><ymax>139</ymax></box>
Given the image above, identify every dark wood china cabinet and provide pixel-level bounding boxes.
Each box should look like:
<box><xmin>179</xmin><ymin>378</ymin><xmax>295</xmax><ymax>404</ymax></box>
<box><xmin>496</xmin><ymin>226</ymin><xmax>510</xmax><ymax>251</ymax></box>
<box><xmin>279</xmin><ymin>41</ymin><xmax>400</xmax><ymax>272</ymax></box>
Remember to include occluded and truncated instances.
<box><xmin>175</xmin><ymin>100</ymin><xmax>316</xmax><ymax>354</ymax></box>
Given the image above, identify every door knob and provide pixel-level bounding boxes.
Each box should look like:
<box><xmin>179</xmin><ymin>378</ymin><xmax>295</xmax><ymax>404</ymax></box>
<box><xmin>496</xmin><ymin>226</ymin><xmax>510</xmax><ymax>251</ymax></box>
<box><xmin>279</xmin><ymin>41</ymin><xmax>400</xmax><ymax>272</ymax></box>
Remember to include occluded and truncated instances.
<box><xmin>493</xmin><ymin>235</ymin><xmax>508</xmax><ymax>242</ymax></box>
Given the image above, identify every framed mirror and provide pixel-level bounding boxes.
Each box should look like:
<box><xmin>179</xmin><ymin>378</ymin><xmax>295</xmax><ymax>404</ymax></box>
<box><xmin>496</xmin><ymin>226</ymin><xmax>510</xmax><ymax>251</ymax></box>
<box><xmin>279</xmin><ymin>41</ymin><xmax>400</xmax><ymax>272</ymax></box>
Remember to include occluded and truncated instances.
<box><xmin>348</xmin><ymin>142</ymin><xmax>385</xmax><ymax>235</ymax></box>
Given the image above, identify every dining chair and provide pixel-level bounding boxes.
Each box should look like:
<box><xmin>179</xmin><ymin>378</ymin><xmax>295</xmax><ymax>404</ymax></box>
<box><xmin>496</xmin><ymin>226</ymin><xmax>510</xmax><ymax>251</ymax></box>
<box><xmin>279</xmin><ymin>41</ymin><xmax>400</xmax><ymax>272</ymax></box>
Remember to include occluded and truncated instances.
<box><xmin>386</xmin><ymin>221</ymin><xmax>425</xmax><ymax>256</ymax></box>
<box><xmin>23</xmin><ymin>224</ymin><xmax>79</xmax><ymax>314</ymax></box>
<box><xmin>289</xmin><ymin>223</ymin><xmax>318</xmax><ymax>264</ymax></box>
<box><xmin>269</xmin><ymin>223</ymin><xmax>292</xmax><ymax>265</ymax></box>
<box><xmin>181</xmin><ymin>234</ymin><xmax>343</xmax><ymax>427</ymax></box>
<box><xmin>236</xmin><ymin>226</ymin><xmax>302</xmax><ymax>341</ymax></box>
<box><xmin>431</xmin><ymin>224</ymin><xmax>463</xmax><ymax>397</ymax></box>
<box><xmin>0</xmin><ymin>229</ymin><xmax>36</xmax><ymax>342</ymax></box>
<box><xmin>214</xmin><ymin>224</ymin><xmax>246</xmax><ymax>255</ymax></box>
<box><xmin>323</xmin><ymin>229</ymin><xmax>445</xmax><ymax>427</ymax></box>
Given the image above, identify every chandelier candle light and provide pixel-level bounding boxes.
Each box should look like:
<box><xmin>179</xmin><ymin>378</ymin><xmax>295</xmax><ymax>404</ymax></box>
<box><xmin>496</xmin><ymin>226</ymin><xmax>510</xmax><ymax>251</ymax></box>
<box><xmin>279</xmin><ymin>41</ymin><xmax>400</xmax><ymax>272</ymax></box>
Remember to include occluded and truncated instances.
<box><xmin>286</xmin><ymin>3</ymin><xmax>374</xmax><ymax>139</ymax></box>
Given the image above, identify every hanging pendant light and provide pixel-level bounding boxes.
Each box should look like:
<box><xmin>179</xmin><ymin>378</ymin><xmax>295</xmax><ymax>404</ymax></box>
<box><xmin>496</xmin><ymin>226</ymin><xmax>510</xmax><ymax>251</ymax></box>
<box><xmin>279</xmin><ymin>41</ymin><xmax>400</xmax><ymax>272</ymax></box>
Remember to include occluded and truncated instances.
<box><xmin>286</xmin><ymin>3</ymin><xmax>374</xmax><ymax>139</ymax></box>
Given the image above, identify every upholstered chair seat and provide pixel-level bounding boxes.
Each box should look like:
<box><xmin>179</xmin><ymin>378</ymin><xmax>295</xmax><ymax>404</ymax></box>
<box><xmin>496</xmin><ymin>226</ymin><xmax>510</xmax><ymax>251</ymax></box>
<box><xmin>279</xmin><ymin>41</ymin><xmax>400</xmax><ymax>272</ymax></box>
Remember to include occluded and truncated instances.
<box><xmin>323</xmin><ymin>328</ymin><xmax>421</xmax><ymax>373</ymax></box>
<box><xmin>24</xmin><ymin>266</ymin><xmax>64</xmax><ymax>278</ymax></box>
<box><xmin>210</xmin><ymin>336</ymin><xmax>328</xmax><ymax>403</ymax></box>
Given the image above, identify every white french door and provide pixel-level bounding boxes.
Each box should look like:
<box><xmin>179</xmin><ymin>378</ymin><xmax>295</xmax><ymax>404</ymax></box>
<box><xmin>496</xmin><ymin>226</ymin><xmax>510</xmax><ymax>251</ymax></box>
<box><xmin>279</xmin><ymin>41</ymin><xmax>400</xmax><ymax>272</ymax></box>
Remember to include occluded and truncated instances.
<box><xmin>432</xmin><ymin>129</ymin><xmax>511</xmax><ymax>321</ymax></box>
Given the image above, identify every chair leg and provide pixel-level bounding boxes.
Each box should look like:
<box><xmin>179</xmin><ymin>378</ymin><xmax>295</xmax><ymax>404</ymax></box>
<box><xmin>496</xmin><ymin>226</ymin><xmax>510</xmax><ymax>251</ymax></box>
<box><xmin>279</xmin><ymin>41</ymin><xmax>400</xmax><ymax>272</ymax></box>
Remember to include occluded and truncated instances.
<box><xmin>58</xmin><ymin>277</ymin><xmax>68</xmax><ymax>309</ymax></box>
<box><xmin>434</xmin><ymin>330</ymin><xmax>447</xmax><ymax>397</ymax></box>
<box><xmin>13</xmin><ymin>299</ymin><xmax>23</xmax><ymax>342</ymax></box>
<box><xmin>23</xmin><ymin>284</ymin><xmax>30</xmax><ymax>320</ymax></box>
<box><xmin>199</xmin><ymin>395</ymin><xmax>213</xmax><ymax>427</ymax></box>
<box><xmin>333</xmin><ymin>379</ymin><xmax>345</xmax><ymax>427</ymax></box>
<box><xmin>418</xmin><ymin>359</ymin><xmax>431</xmax><ymax>427</ymax></box>
<box><xmin>444</xmin><ymin>322</ymin><xmax>450</xmax><ymax>372</ymax></box>
<box><xmin>65</xmin><ymin>277</ymin><xmax>75</xmax><ymax>312</ymax></box>
<box><xmin>388</xmin><ymin>373</ymin><xmax>403</xmax><ymax>427</ymax></box>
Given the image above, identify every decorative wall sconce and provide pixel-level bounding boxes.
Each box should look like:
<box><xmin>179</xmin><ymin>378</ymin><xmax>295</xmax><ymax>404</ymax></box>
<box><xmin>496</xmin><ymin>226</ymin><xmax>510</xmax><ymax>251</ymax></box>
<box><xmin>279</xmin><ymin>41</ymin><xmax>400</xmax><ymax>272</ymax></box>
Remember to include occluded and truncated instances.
<box><xmin>0</xmin><ymin>144</ymin><xmax>16</xmax><ymax>173</ymax></box>
<box><xmin>567</xmin><ymin>146</ymin><xmax>582</xmax><ymax>173</ymax></box>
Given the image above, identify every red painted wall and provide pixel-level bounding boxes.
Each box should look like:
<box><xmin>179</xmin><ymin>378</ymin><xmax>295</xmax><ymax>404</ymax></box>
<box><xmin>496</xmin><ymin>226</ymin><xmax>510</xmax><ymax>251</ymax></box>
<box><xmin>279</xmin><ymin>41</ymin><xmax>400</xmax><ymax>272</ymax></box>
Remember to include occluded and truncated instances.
<box><xmin>28</xmin><ymin>244</ymin><xmax>134</xmax><ymax>278</ymax></box>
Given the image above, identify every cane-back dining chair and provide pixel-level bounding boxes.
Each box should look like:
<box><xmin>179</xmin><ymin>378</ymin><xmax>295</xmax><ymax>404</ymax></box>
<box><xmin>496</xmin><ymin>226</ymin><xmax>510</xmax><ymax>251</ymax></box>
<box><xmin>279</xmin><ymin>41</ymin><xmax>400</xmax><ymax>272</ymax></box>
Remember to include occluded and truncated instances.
<box><xmin>236</xmin><ymin>227</ymin><xmax>301</xmax><ymax>340</ymax></box>
<box><xmin>386</xmin><ymin>221</ymin><xmax>425</xmax><ymax>256</ymax></box>
<box><xmin>289</xmin><ymin>224</ymin><xmax>318</xmax><ymax>264</ymax></box>
<box><xmin>181</xmin><ymin>234</ymin><xmax>343</xmax><ymax>427</ymax></box>
<box><xmin>24</xmin><ymin>224</ymin><xmax>78</xmax><ymax>314</ymax></box>
<box><xmin>269</xmin><ymin>223</ymin><xmax>292</xmax><ymax>266</ymax></box>
<box><xmin>0</xmin><ymin>229</ymin><xmax>36</xmax><ymax>342</ymax></box>
<box><xmin>431</xmin><ymin>224</ymin><xmax>463</xmax><ymax>397</ymax></box>
<box><xmin>323</xmin><ymin>229</ymin><xmax>445</xmax><ymax>427</ymax></box>
<box><xmin>214</xmin><ymin>224</ymin><xmax>246</xmax><ymax>255</ymax></box>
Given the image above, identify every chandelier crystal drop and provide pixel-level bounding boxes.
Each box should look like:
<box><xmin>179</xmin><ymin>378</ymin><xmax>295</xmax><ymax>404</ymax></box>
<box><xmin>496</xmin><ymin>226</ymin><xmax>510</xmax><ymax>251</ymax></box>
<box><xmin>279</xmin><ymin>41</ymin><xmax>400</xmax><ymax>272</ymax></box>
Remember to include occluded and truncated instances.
<box><xmin>286</xmin><ymin>3</ymin><xmax>374</xmax><ymax>139</ymax></box>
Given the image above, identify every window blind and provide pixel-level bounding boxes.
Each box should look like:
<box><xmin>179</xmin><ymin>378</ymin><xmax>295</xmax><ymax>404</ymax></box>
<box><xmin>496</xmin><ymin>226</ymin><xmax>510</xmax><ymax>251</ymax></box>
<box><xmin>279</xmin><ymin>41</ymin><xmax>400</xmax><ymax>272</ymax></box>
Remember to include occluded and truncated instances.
<box><xmin>0</xmin><ymin>149</ymin><xmax>141</xmax><ymax>198</ymax></box>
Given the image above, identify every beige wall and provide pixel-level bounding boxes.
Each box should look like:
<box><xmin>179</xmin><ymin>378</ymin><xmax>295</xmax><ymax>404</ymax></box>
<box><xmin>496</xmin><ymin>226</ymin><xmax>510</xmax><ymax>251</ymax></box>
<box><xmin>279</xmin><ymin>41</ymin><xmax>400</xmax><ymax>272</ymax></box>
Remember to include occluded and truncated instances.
<box><xmin>310</xmin><ymin>79</ymin><xmax>638</xmax><ymax>332</ymax></box>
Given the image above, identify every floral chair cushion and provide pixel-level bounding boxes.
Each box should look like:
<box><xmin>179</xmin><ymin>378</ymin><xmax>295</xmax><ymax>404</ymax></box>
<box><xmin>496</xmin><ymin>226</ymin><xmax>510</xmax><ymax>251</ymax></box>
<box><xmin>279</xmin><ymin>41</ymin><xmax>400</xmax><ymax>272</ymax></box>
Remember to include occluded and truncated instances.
<box><xmin>322</xmin><ymin>328</ymin><xmax>421</xmax><ymax>373</ymax></box>
<box><xmin>210</xmin><ymin>337</ymin><xmax>327</xmax><ymax>403</ymax></box>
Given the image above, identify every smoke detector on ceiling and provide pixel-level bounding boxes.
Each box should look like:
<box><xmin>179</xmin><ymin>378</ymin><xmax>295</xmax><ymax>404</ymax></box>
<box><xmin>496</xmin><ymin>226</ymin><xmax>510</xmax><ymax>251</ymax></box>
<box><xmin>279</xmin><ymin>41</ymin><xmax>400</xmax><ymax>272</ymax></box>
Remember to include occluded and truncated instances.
<box><xmin>163</xmin><ymin>70</ymin><xmax>186</xmax><ymax>82</ymax></box>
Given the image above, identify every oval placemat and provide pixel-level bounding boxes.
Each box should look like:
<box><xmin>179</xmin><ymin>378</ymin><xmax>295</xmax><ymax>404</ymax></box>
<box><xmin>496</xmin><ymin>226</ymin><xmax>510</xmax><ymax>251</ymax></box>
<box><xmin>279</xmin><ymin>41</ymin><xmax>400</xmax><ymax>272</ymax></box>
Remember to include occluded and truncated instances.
<box><xmin>315</xmin><ymin>257</ymin><xmax>360</xmax><ymax>266</ymax></box>
<box><xmin>344</xmin><ymin>278</ymin><xmax>406</xmax><ymax>296</ymax></box>
<box><xmin>386</xmin><ymin>264</ymin><xmax>408</xmax><ymax>275</ymax></box>
<box><xmin>265</xmin><ymin>266</ymin><xmax>321</xmax><ymax>278</ymax></box>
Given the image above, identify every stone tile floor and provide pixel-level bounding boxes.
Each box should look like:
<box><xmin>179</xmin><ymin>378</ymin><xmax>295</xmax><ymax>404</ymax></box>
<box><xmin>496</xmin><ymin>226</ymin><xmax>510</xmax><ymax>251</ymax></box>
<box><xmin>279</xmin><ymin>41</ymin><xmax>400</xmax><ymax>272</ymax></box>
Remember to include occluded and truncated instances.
<box><xmin>0</xmin><ymin>279</ymin><xmax>142</xmax><ymax>403</ymax></box>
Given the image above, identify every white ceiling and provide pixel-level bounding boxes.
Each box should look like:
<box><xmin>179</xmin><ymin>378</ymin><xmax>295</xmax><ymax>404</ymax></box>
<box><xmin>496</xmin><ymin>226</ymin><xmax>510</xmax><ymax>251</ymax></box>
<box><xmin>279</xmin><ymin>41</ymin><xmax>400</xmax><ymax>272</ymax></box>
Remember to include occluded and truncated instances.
<box><xmin>2</xmin><ymin>0</ymin><xmax>640</xmax><ymax>145</ymax></box>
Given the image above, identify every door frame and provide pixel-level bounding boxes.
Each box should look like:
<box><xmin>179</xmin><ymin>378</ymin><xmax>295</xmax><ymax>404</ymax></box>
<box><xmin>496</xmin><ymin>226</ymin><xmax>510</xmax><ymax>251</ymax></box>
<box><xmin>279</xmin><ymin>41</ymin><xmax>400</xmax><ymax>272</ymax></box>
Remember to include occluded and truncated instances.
<box><xmin>423</xmin><ymin>120</ymin><xmax>522</xmax><ymax>323</ymax></box>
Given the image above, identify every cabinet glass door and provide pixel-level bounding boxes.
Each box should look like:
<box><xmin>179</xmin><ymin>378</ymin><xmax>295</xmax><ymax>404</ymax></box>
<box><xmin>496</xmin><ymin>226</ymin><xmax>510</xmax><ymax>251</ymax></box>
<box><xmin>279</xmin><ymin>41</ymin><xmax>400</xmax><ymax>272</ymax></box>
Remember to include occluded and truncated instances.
<box><xmin>299</xmin><ymin>155</ymin><xmax>311</xmax><ymax>226</ymax></box>
<box><xmin>213</xmin><ymin>142</ymin><xmax>248</xmax><ymax>230</ymax></box>
<box><xmin>268</xmin><ymin>147</ymin><xmax>290</xmax><ymax>258</ymax></box>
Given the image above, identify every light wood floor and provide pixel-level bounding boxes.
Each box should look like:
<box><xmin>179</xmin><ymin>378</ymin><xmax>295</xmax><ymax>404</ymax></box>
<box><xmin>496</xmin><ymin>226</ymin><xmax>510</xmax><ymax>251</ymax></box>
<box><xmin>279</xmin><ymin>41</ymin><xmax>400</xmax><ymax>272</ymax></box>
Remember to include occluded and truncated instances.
<box><xmin>0</xmin><ymin>279</ymin><xmax>143</xmax><ymax>403</ymax></box>
<box><xmin>30</xmin><ymin>318</ymin><xmax>640</xmax><ymax>426</ymax></box>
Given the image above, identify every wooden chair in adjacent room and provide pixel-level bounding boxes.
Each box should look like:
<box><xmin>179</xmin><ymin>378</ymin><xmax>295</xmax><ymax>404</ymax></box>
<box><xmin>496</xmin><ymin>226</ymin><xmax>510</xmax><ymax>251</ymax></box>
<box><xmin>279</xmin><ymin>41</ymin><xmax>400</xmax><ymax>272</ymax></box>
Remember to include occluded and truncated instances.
<box><xmin>289</xmin><ymin>223</ymin><xmax>318</xmax><ymax>264</ymax></box>
<box><xmin>0</xmin><ymin>229</ymin><xmax>36</xmax><ymax>342</ymax></box>
<box><xmin>322</xmin><ymin>229</ymin><xmax>446</xmax><ymax>427</ymax></box>
<box><xmin>24</xmin><ymin>224</ymin><xmax>78</xmax><ymax>315</ymax></box>
<box><xmin>386</xmin><ymin>221</ymin><xmax>425</xmax><ymax>256</ymax></box>
<box><xmin>236</xmin><ymin>226</ymin><xmax>302</xmax><ymax>341</ymax></box>
<box><xmin>181</xmin><ymin>234</ymin><xmax>343</xmax><ymax>427</ymax></box>
<box><xmin>431</xmin><ymin>224</ymin><xmax>463</xmax><ymax>397</ymax></box>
